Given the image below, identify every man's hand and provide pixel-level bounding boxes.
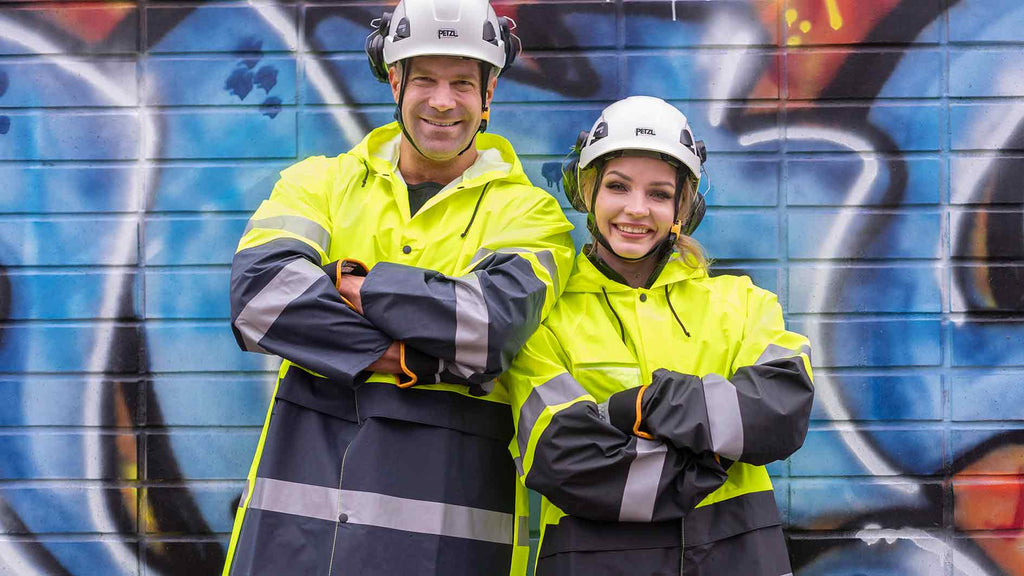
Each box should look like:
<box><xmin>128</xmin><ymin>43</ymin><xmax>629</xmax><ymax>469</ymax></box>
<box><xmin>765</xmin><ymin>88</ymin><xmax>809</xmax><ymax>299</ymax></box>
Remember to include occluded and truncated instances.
<box><xmin>337</xmin><ymin>274</ymin><xmax>365</xmax><ymax>314</ymax></box>
<box><xmin>367</xmin><ymin>340</ymin><xmax>402</xmax><ymax>373</ymax></box>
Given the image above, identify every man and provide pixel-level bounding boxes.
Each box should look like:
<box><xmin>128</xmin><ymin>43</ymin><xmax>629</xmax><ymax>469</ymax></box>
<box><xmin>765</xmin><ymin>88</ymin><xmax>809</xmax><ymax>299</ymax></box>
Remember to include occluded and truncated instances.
<box><xmin>222</xmin><ymin>1</ymin><xmax>574</xmax><ymax>575</ymax></box>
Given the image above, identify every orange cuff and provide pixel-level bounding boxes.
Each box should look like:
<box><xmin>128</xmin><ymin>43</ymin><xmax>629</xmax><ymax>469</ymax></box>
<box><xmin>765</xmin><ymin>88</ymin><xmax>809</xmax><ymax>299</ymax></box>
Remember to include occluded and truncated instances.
<box><xmin>632</xmin><ymin>384</ymin><xmax>654</xmax><ymax>440</ymax></box>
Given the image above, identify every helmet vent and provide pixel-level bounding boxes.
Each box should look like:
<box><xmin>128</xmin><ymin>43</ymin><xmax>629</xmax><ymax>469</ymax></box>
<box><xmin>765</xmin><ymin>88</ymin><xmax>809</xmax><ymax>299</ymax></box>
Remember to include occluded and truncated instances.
<box><xmin>395</xmin><ymin>18</ymin><xmax>411</xmax><ymax>40</ymax></box>
<box><xmin>679</xmin><ymin>128</ymin><xmax>695</xmax><ymax>150</ymax></box>
<box><xmin>590</xmin><ymin>121</ymin><xmax>609</xmax><ymax>144</ymax></box>
<box><xmin>483</xmin><ymin>21</ymin><xmax>497</xmax><ymax>44</ymax></box>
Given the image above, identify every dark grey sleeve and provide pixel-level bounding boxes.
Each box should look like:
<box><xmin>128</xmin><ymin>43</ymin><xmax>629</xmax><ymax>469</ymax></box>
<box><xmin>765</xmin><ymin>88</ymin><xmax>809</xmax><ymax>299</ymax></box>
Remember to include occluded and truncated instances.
<box><xmin>359</xmin><ymin>252</ymin><xmax>547</xmax><ymax>385</ymax></box>
<box><xmin>230</xmin><ymin>238</ymin><xmax>392</xmax><ymax>387</ymax></box>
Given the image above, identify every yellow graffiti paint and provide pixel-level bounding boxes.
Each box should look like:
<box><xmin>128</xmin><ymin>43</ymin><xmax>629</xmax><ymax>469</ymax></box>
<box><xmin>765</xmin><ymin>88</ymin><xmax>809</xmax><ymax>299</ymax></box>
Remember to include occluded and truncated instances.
<box><xmin>785</xmin><ymin>8</ymin><xmax>799</xmax><ymax>27</ymax></box>
<box><xmin>826</xmin><ymin>0</ymin><xmax>844</xmax><ymax>30</ymax></box>
<box><xmin>787</xmin><ymin>35</ymin><xmax>803</xmax><ymax>46</ymax></box>
<box><xmin>800</xmin><ymin>20</ymin><xmax>812</xmax><ymax>33</ymax></box>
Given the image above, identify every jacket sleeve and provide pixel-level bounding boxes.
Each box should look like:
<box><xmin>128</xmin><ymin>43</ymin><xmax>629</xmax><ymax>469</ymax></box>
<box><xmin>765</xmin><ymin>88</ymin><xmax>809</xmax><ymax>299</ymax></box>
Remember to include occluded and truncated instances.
<box><xmin>606</xmin><ymin>279</ymin><xmax>814</xmax><ymax>466</ymax></box>
<box><xmin>359</xmin><ymin>191</ymin><xmax>575</xmax><ymax>385</ymax></box>
<box><xmin>229</xmin><ymin>156</ymin><xmax>395</xmax><ymax>387</ymax></box>
<box><xmin>504</xmin><ymin>325</ymin><xmax>729</xmax><ymax>523</ymax></box>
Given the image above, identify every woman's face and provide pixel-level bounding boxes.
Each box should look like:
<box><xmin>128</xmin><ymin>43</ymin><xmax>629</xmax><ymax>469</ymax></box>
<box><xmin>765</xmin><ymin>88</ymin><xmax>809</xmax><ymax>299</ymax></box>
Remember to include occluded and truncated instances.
<box><xmin>592</xmin><ymin>155</ymin><xmax>678</xmax><ymax>260</ymax></box>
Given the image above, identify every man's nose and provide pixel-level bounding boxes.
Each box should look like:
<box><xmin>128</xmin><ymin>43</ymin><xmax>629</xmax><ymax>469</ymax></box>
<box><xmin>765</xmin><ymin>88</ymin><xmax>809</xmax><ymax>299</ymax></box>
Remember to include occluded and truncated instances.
<box><xmin>428</xmin><ymin>83</ymin><xmax>456</xmax><ymax>111</ymax></box>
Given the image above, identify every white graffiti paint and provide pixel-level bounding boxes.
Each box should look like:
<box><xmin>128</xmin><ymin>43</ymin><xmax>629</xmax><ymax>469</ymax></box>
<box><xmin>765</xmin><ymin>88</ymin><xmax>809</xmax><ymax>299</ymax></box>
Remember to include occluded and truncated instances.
<box><xmin>856</xmin><ymin>524</ymin><xmax>991</xmax><ymax>576</ymax></box>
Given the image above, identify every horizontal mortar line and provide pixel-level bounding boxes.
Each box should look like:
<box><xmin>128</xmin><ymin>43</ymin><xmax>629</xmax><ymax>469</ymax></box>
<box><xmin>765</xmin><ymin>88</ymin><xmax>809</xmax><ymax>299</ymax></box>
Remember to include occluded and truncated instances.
<box><xmin>0</xmin><ymin>104</ymin><xmax>297</xmax><ymax>112</ymax></box>
<box><xmin>807</xmin><ymin>421</ymin><xmax>1024</xmax><ymax>431</ymax></box>
<box><xmin>0</xmin><ymin>534</ymin><xmax>228</xmax><ymax>542</ymax></box>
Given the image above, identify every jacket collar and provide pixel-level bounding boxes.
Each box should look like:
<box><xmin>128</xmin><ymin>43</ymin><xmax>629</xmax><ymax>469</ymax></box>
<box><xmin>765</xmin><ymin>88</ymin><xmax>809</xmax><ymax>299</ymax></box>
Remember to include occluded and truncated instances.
<box><xmin>565</xmin><ymin>248</ymin><xmax>707</xmax><ymax>294</ymax></box>
<box><xmin>348</xmin><ymin>122</ymin><xmax>531</xmax><ymax>190</ymax></box>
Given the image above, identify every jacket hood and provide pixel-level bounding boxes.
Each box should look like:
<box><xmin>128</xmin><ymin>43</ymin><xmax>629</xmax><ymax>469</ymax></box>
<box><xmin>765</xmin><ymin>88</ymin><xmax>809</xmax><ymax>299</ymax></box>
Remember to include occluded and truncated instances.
<box><xmin>565</xmin><ymin>250</ymin><xmax>708</xmax><ymax>294</ymax></box>
<box><xmin>348</xmin><ymin>122</ymin><xmax>533</xmax><ymax>189</ymax></box>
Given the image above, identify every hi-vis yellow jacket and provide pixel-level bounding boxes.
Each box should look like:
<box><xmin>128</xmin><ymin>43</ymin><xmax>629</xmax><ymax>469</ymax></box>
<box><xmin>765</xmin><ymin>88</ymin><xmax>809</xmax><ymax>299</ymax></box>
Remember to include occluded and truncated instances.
<box><xmin>503</xmin><ymin>251</ymin><xmax>813</xmax><ymax>573</ymax></box>
<box><xmin>225</xmin><ymin>122</ymin><xmax>574</xmax><ymax>576</ymax></box>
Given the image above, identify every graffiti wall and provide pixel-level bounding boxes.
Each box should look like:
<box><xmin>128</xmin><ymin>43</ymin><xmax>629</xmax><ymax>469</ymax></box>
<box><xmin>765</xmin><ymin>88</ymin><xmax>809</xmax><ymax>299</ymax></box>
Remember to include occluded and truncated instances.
<box><xmin>0</xmin><ymin>0</ymin><xmax>1021</xmax><ymax>574</ymax></box>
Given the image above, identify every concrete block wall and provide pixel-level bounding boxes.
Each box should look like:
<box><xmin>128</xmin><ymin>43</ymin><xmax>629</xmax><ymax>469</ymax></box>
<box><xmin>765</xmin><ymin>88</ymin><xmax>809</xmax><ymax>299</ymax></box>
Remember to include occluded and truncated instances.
<box><xmin>0</xmin><ymin>1</ymin><xmax>1021</xmax><ymax>574</ymax></box>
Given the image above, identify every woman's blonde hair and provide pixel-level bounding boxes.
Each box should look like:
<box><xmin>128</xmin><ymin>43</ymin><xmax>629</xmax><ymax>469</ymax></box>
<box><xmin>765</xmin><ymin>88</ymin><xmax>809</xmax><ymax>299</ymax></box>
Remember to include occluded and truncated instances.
<box><xmin>580</xmin><ymin>158</ymin><xmax>709</xmax><ymax>271</ymax></box>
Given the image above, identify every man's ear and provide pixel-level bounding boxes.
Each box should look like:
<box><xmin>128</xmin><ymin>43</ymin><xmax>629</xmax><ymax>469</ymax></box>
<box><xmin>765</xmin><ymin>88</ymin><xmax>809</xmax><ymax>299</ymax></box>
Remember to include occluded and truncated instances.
<box><xmin>388</xmin><ymin>64</ymin><xmax>402</xmax><ymax>103</ymax></box>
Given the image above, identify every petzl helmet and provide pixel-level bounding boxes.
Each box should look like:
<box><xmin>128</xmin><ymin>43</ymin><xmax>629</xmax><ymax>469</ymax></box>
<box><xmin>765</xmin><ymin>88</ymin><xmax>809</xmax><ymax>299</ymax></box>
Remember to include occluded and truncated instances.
<box><xmin>366</xmin><ymin>0</ymin><xmax>520</xmax><ymax>83</ymax></box>
<box><xmin>561</xmin><ymin>96</ymin><xmax>708</xmax><ymax>260</ymax></box>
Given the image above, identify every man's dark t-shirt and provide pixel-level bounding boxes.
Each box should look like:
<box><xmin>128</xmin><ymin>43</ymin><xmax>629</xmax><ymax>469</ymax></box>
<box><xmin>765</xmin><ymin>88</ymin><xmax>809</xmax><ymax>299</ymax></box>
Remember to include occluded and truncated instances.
<box><xmin>408</xmin><ymin>181</ymin><xmax>444</xmax><ymax>216</ymax></box>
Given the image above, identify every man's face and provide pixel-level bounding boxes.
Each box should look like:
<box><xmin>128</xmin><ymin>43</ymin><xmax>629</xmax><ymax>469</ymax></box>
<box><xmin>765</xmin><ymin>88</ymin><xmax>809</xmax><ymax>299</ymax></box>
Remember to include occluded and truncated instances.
<box><xmin>389</xmin><ymin>55</ymin><xmax>496</xmax><ymax>161</ymax></box>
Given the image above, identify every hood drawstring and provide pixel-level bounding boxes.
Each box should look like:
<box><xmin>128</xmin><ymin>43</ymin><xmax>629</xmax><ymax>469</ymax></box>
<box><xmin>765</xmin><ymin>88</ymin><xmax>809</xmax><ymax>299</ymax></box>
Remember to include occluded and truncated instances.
<box><xmin>664</xmin><ymin>284</ymin><xmax>691</xmax><ymax>338</ymax></box>
<box><xmin>601</xmin><ymin>286</ymin><xmax>626</xmax><ymax>343</ymax></box>
<box><xmin>360</xmin><ymin>158</ymin><xmax>370</xmax><ymax>188</ymax></box>
<box><xmin>460</xmin><ymin>181</ymin><xmax>491</xmax><ymax>238</ymax></box>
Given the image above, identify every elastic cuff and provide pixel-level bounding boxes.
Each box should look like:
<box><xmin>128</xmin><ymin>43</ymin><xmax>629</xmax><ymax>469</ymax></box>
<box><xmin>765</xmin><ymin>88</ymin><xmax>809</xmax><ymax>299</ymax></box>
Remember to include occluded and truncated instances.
<box><xmin>607</xmin><ymin>387</ymin><xmax>642</xmax><ymax>436</ymax></box>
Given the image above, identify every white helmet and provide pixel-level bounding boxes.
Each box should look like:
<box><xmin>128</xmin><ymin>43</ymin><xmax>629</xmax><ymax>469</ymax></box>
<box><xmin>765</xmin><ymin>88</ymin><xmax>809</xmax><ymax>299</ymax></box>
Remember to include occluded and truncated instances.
<box><xmin>377</xmin><ymin>0</ymin><xmax>517</xmax><ymax>75</ymax></box>
<box><xmin>579</xmin><ymin>96</ymin><xmax>704</xmax><ymax>181</ymax></box>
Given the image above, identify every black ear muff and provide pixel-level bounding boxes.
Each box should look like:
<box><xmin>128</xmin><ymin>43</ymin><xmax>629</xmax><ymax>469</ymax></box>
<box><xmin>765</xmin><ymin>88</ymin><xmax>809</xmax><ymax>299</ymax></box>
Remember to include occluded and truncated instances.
<box><xmin>694</xmin><ymin>139</ymin><xmax>707</xmax><ymax>163</ymax></box>
<box><xmin>365</xmin><ymin>11</ymin><xmax>393</xmax><ymax>83</ymax></box>
<box><xmin>561</xmin><ymin>130</ymin><xmax>589</xmax><ymax>212</ymax></box>
<box><xmin>498</xmin><ymin>17</ymin><xmax>521</xmax><ymax>75</ymax></box>
<box><xmin>683</xmin><ymin>189</ymin><xmax>705</xmax><ymax>236</ymax></box>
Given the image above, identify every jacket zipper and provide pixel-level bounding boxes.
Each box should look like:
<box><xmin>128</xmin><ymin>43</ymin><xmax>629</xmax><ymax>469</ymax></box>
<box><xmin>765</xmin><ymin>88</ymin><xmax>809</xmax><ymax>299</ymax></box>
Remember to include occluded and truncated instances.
<box><xmin>327</xmin><ymin>392</ymin><xmax>360</xmax><ymax>576</ymax></box>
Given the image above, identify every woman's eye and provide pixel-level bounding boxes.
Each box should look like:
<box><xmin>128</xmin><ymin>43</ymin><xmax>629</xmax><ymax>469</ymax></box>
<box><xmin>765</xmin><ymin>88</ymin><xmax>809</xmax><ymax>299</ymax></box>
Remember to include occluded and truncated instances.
<box><xmin>651</xmin><ymin>191</ymin><xmax>673</xmax><ymax>201</ymax></box>
<box><xmin>605</xmin><ymin>182</ymin><xmax>628</xmax><ymax>192</ymax></box>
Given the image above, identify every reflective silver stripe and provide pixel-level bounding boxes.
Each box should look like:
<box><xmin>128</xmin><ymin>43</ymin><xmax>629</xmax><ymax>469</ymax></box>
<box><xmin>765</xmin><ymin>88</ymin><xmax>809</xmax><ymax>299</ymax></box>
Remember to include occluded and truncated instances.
<box><xmin>517</xmin><ymin>515</ymin><xmax>530</xmax><ymax>547</ymax></box>
<box><xmin>234</xmin><ymin>258</ymin><xmax>323</xmax><ymax>351</ymax></box>
<box><xmin>517</xmin><ymin>373</ymin><xmax>588</xmax><ymax>456</ymax></box>
<box><xmin>247</xmin><ymin>479</ymin><xmax>513</xmax><ymax>545</ymax></box>
<box><xmin>472</xmin><ymin>247</ymin><xmax>560</xmax><ymax>296</ymax></box>
<box><xmin>454</xmin><ymin>272</ymin><xmax>490</xmax><ymax>371</ymax></box>
<box><xmin>703</xmin><ymin>374</ymin><xmax>744</xmax><ymax>461</ymax></box>
<box><xmin>341</xmin><ymin>489</ymin><xmax>514</xmax><ymax>545</ymax></box>
<box><xmin>244</xmin><ymin>215</ymin><xmax>331</xmax><ymax>254</ymax></box>
<box><xmin>755</xmin><ymin>343</ymin><xmax>811</xmax><ymax>365</ymax></box>
<box><xmin>618</xmin><ymin>438</ymin><xmax>667</xmax><ymax>522</ymax></box>
<box><xmin>513</xmin><ymin>456</ymin><xmax>524</xmax><ymax>477</ymax></box>
<box><xmin>248</xmin><ymin>477</ymin><xmax>339</xmax><ymax>522</ymax></box>
<box><xmin>238</xmin><ymin>480</ymin><xmax>250</xmax><ymax>508</ymax></box>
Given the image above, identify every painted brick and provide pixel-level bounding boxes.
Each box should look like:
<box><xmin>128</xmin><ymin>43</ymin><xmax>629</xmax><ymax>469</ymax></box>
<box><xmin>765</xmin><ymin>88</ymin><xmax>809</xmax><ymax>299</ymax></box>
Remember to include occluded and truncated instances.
<box><xmin>951</xmin><ymin>157</ymin><xmax>1024</xmax><ymax>205</ymax></box>
<box><xmin>495</xmin><ymin>55</ymin><xmax>619</xmax><ymax>103</ymax></box>
<box><xmin>298</xmin><ymin>110</ymin><xmax>380</xmax><ymax>158</ymax></box>
<box><xmin>141</xmin><ymin>539</ymin><xmax>229</xmax><ymax>574</ymax></box>
<box><xmin>144</xmin><ymin>323</ymin><xmax>271</xmax><ymax>373</ymax></box>
<box><xmin>771</xmin><ymin>478</ymin><xmax>790</xmax><ymax>526</ymax></box>
<box><xmin>787</xmin><ymin>157</ymin><xmax>940</xmax><ymax>206</ymax></box>
<box><xmin>952</xmin><ymin>265</ymin><xmax>1024</xmax><ymax>313</ymax></box>
<box><xmin>148</xmin><ymin>163</ymin><xmax>288</xmax><ymax>213</ymax></box>
<box><xmin>4</xmin><ymin>271</ymin><xmax>138</xmax><ymax>320</ymax></box>
<box><xmin>144</xmin><ymin>216</ymin><xmax>247</xmax><ymax>266</ymax></box>
<box><xmin>0</xmin><ymin>325</ymin><xmax>140</xmax><ymax>373</ymax></box>
<box><xmin>788</xmin><ymin>535</ymin><xmax>946</xmax><ymax>573</ymax></box>
<box><xmin>783</xmin><ymin>0</ymin><xmax>943</xmax><ymax>45</ymax></box>
<box><xmin>0</xmin><ymin>7</ymin><xmax>138</xmax><ymax>55</ymax></box>
<box><xmin>809</xmin><ymin>374</ymin><xmax>943</xmax><ymax>422</ymax></box>
<box><xmin>0</xmin><ymin>113</ymin><xmax>138</xmax><ymax>160</ymax></box>
<box><xmin>789</xmin><ymin>479</ymin><xmax>943</xmax><ymax>530</ymax></box>
<box><xmin>147</xmin><ymin>6</ymin><xmax>297</xmax><ymax>53</ymax></box>
<box><xmin>953</xmin><ymin>478</ymin><xmax>1024</xmax><ymax>530</ymax></box>
<box><xmin>0</xmin><ymin>60</ymin><xmax>137</xmax><ymax>107</ymax></box>
<box><xmin>784</xmin><ymin>105</ymin><xmax>941</xmax><ymax>152</ymax></box>
<box><xmin>0</xmin><ymin>379</ymin><xmax>141</xmax><ymax>427</ymax></box>
<box><xmin>951</xmin><ymin>103</ymin><xmax>1024</xmax><ymax>151</ymax></box>
<box><xmin>951</xmin><ymin>321</ymin><xmax>1024</xmax><ymax>367</ymax></box>
<box><xmin>0</xmin><ymin>433</ymin><xmax>136</xmax><ymax>479</ymax></box>
<box><xmin>791</xmin><ymin>429</ymin><xmax>944</xmax><ymax>477</ymax></box>
<box><xmin>788</xmin><ymin>265</ymin><xmax>941</xmax><ymax>313</ymax></box>
<box><xmin>504</xmin><ymin>2</ymin><xmax>618</xmax><ymax>50</ymax></box>
<box><xmin>951</xmin><ymin>210</ymin><xmax>1024</xmax><ymax>259</ymax></box>
<box><xmin>949</xmin><ymin>0</ymin><xmax>1024</xmax><ymax>43</ymax></box>
<box><xmin>145</xmin><ymin>269</ymin><xmax>230</xmax><ymax>320</ymax></box>
<box><xmin>624</xmin><ymin>1</ymin><xmax>778</xmax><ymax>48</ymax></box>
<box><xmin>480</xmin><ymin>106</ymin><xmax>607</xmax><ymax>155</ymax></box>
<box><xmin>704</xmin><ymin>159</ymin><xmax>779</xmax><ymax>207</ymax></box>
<box><xmin>789</xmin><ymin>50</ymin><xmax>941</xmax><ymax>99</ymax></box>
<box><xmin>950</xmin><ymin>49</ymin><xmax>1024</xmax><ymax>97</ymax></box>
<box><xmin>0</xmin><ymin>540</ymin><xmax>138</xmax><ymax>576</ymax></box>
<box><xmin>147</xmin><ymin>377</ymin><xmax>273</xmax><ymax>427</ymax></box>
<box><xmin>788</xmin><ymin>211</ymin><xmax>941</xmax><ymax>260</ymax></box>
<box><xmin>0</xmin><ymin>166</ymin><xmax>138</xmax><ymax>214</ymax></box>
<box><xmin>0</xmin><ymin>487</ymin><xmax>137</xmax><ymax>533</ymax></box>
<box><xmin>304</xmin><ymin>4</ymin><xmax>387</xmax><ymax>52</ymax></box>
<box><xmin>711</xmin><ymin>267</ymin><xmax>779</xmax><ymax>294</ymax></box>
<box><xmin>143</xmin><ymin>484</ymin><xmax>243</xmax><ymax>534</ymax></box>
<box><xmin>302</xmin><ymin>56</ymin><xmax>393</xmax><ymax>105</ymax></box>
<box><xmin>0</xmin><ymin>218</ymin><xmax>138</xmax><ymax>266</ymax></box>
<box><xmin>146</xmin><ymin>432</ymin><xmax>260</xmax><ymax>480</ymax></box>
<box><xmin>693</xmin><ymin>210</ymin><xmax>778</xmax><ymax>260</ymax></box>
<box><xmin>692</xmin><ymin>103</ymin><xmax>781</xmax><ymax>152</ymax></box>
<box><xmin>625</xmin><ymin>52</ymin><xmax>780</xmax><ymax>100</ymax></box>
<box><xmin>951</xmin><ymin>429</ymin><xmax>1024</xmax><ymax>473</ymax></box>
<box><xmin>153</xmin><ymin>110</ymin><xmax>296</xmax><ymax>160</ymax></box>
<box><xmin>145</xmin><ymin>57</ymin><xmax>296</xmax><ymax>107</ymax></box>
<box><xmin>789</xmin><ymin>319</ymin><xmax>942</xmax><ymax>367</ymax></box>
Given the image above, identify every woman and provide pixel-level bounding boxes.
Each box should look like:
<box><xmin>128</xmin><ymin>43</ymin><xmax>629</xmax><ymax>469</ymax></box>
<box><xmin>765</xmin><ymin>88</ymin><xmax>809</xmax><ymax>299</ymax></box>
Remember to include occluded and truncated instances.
<box><xmin>503</xmin><ymin>96</ymin><xmax>814</xmax><ymax>575</ymax></box>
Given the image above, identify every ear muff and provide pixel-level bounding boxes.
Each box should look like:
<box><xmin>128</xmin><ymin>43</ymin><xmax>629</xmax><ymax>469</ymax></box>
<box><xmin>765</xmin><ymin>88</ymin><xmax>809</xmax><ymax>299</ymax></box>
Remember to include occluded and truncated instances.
<box><xmin>561</xmin><ymin>130</ymin><xmax>589</xmax><ymax>212</ymax></box>
<box><xmin>365</xmin><ymin>11</ymin><xmax>393</xmax><ymax>83</ymax></box>
<box><xmin>498</xmin><ymin>17</ymin><xmax>521</xmax><ymax>76</ymax></box>
<box><xmin>682</xmin><ymin>188</ymin><xmax>705</xmax><ymax>236</ymax></box>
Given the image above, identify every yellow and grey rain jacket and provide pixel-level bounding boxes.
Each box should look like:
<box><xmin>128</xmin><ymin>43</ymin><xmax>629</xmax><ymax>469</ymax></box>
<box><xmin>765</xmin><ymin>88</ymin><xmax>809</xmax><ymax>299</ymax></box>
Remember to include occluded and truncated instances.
<box><xmin>224</xmin><ymin>122</ymin><xmax>574</xmax><ymax>576</ymax></box>
<box><xmin>503</xmin><ymin>251</ymin><xmax>813</xmax><ymax>575</ymax></box>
